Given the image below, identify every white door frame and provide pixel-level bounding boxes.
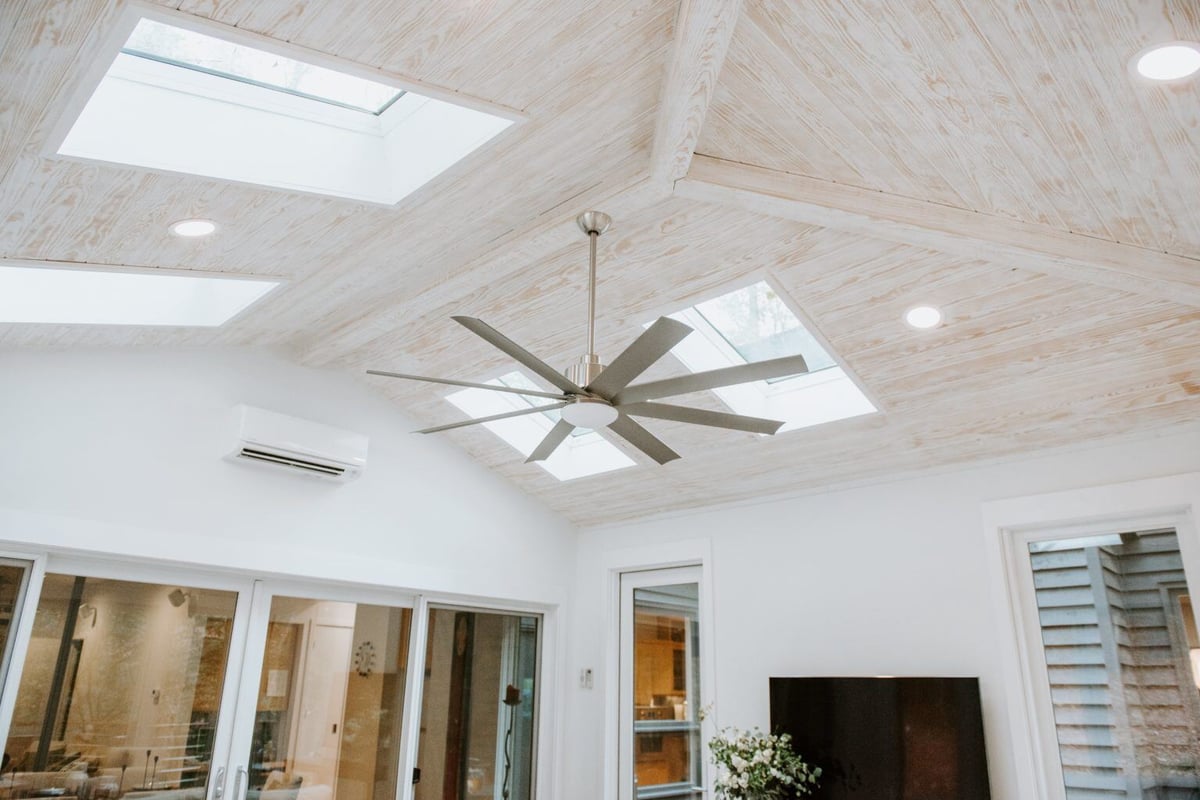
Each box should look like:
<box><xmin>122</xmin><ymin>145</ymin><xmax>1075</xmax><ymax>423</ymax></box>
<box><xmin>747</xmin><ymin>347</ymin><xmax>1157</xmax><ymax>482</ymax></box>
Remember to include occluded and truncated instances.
<box><xmin>983</xmin><ymin>471</ymin><xmax>1200</xmax><ymax>800</ymax></box>
<box><xmin>617</xmin><ymin>564</ymin><xmax>706</xmax><ymax>800</ymax></box>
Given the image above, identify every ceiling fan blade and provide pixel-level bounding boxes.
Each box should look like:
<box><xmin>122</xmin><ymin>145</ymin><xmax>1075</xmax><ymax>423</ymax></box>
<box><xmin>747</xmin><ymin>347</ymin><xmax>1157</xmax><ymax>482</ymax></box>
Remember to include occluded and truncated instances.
<box><xmin>609</xmin><ymin>414</ymin><xmax>680</xmax><ymax>465</ymax></box>
<box><xmin>452</xmin><ymin>316</ymin><xmax>583</xmax><ymax>395</ymax></box>
<box><xmin>585</xmin><ymin>316</ymin><xmax>694</xmax><ymax>399</ymax></box>
<box><xmin>367</xmin><ymin>370</ymin><xmax>569</xmax><ymax>400</ymax></box>
<box><xmin>612</xmin><ymin>354</ymin><xmax>809</xmax><ymax>405</ymax></box>
<box><xmin>525</xmin><ymin>419</ymin><xmax>575</xmax><ymax>463</ymax></box>
<box><xmin>619</xmin><ymin>401</ymin><xmax>785</xmax><ymax>435</ymax></box>
<box><xmin>415</xmin><ymin>402</ymin><xmax>568</xmax><ymax>434</ymax></box>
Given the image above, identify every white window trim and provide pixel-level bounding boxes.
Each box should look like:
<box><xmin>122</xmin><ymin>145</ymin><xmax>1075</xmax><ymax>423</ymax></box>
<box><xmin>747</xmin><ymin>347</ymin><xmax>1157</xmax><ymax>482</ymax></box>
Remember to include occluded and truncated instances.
<box><xmin>603</xmin><ymin>539</ymin><xmax>717</xmax><ymax>800</ymax></box>
<box><xmin>982</xmin><ymin>472</ymin><xmax>1200</xmax><ymax>800</ymax></box>
<box><xmin>43</xmin><ymin>0</ymin><xmax>525</xmax><ymax>207</ymax></box>
<box><xmin>639</xmin><ymin>272</ymin><xmax>884</xmax><ymax>428</ymax></box>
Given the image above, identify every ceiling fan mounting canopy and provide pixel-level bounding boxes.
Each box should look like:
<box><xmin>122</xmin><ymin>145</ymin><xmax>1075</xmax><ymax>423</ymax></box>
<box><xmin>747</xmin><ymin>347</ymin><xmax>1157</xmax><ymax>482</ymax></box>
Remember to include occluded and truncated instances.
<box><xmin>365</xmin><ymin>211</ymin><xmax>811</xmax><ymax>465</ymax></box>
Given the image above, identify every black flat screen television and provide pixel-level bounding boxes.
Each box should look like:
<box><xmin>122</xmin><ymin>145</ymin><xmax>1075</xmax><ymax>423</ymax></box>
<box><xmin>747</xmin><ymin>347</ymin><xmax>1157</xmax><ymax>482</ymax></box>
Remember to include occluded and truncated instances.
<box><xmin>769</xmin><ymin>677</ymin><xmax>990</xmax><ymax>800</ymax></box>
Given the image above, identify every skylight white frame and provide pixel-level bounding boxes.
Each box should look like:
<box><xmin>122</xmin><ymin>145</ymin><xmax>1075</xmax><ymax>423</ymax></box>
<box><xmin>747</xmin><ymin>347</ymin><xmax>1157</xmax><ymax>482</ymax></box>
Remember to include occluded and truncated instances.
<box><xmin>644</xmin><ymin>273</ymin><xmax>883</xmax><ymax>430</ymax></box>
<box><xmin>44</xmin><ymin>1</ymin><xmax>526</xmax><ymax>206</ymax></box>
<box><xmin>0</xmin><ymin>258</ymin><xmax>285</xmax><ymax>327</ymax></box>
<box><xmin>445</xmin><ymin>369</ymin><xmax>637</xmax><ymax>482</ymax></box>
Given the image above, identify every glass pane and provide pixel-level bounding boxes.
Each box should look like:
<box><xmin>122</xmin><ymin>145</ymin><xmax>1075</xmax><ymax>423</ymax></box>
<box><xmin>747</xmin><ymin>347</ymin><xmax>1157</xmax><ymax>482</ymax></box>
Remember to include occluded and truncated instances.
<box><xmin>1028</xmin><ymin>529</ymin><xmax>1200</xmax><ymax>798</ymax></box>
<box><xmin>122</xmin><ymin>19</ymin><xmax>403</xmax><ymax>114</ymax></box>
<box><xmin>694</xmin><ymin>282</ymin><xmax>835</xmax><ymax>375</ymax></box>
<box><xmin>415</xmin><ymin>609</ymin><xmax>538</xmax><ymax>800</ymax></box>
<box><xmin>632</xmin><ymin>584</ymin><xmax>701</xmax><ymax>799</ymax></box>
<box><xmin>2</xmin><ymin>574</ymin><xmax>238</xmax><ymax>800</ymax></box>
<box><xmin>0</xmin><ymin>561</ymin><xmax>31</xmax><ymax>686</ymax></box>
<box><xmin>243</xmin><ymin>597</ymin><xmax>412</xmax><ymax>800</ymax></box>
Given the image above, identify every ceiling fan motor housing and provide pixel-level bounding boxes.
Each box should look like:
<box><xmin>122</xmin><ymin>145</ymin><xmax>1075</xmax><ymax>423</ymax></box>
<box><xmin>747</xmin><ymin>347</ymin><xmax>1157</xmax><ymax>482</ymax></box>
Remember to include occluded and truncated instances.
<box><xmin>565</xmin><ymin>353</ymin><xmax>606</xmax><ymax>387</ymax></box>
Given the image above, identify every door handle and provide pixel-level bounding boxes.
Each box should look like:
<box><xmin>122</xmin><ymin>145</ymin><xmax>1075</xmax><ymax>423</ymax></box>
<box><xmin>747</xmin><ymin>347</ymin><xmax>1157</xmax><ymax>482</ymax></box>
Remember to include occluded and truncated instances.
<box><xmin>211</xmin><ymin>768</ymin><xmax>226</xmax><ymax>800</ymax></box>
<box><xmin>234</xmin><ymin>767</ymin><xmax>248</xmax><ymax>800</ymax></box>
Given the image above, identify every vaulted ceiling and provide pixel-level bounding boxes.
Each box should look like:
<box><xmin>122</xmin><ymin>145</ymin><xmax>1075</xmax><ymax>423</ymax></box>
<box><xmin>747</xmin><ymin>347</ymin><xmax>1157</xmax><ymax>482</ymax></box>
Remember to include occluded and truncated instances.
<box><xmin>3</xmin><ymin>0</ymin><xmax>1199</xmax><ymax>525</ymax></box>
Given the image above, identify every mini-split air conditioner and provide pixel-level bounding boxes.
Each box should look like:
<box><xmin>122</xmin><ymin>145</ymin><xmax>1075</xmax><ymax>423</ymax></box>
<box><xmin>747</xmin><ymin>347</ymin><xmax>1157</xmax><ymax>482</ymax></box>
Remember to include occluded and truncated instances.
<box><xmin>227</xmin><ymin>405</ymin><xmax>368</xmax><ymax>482</ymax></box>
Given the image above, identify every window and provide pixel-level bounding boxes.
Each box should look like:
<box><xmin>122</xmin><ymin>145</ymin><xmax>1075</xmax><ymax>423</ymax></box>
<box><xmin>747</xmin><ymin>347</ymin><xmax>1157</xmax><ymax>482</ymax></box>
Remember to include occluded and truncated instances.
<box><xmin>620</xmin><ymin>569</ymin><xmax>703</xmax><ymax>800</ymax></box>
<box><xmin>446</xmin><ymin>371</ymin><xmax>634</xmax><ymax>481</ymax></box>
<box><xmin>1024</xmin><ymin>528</ymin><xmax>1200</xmax><ymax>798</ymax></box>
<box><xmin>693</xmin><ymin>281</ymin><xmax>835</xmax><ymax>376</ymax></box>
<box><xmin>56</xmin><ymin>13</ymin><xmax>515</xmax><ymax>205</ymax></box>
<box><xmin>0</xmin><ymin>265</ymin><xmax>278</xmax><ymax>326</ymax></box>
<box><xmin>122</xmin><ymin>19</ymin><xmax>403</xmax><ymax>114</ymax></box>
<box><xmin>663</xmin><ymin>281</ymin><xmax>875</xmax><ymax>432</ymax></box>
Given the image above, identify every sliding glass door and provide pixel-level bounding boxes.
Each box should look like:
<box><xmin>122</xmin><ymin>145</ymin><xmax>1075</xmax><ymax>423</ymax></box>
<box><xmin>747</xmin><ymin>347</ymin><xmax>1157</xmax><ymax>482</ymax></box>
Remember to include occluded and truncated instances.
<box><xmin>0</xmin><ymin>563</ymin><xmax>254</xmax><ymax>800</ymax></box>
<box><xmin>231</xmin><ymin>591</ymin><xmax>414</xmax><ymax>800</ymax></box>
<box><xmin>0</xmin><ymin>564</ymin><xmax>545</xmax><ymax>800</ymax></box>
<box><xmin>412</xmin><ymin>607</ymin><xmax>540</xmax><ymax>800</ymax></box>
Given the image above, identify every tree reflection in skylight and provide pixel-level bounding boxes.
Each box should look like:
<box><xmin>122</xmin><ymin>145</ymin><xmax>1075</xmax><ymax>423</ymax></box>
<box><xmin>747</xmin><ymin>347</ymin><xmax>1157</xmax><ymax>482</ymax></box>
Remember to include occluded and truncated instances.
<box><xmin>122</xmin><ymin>19</ymin><xmax>404</xmax><ymax>114</ymax></box>
<box><xmin>694</xmin><ymin>281</ymin><xmax>835</xmax><ymax>374</ymax></box>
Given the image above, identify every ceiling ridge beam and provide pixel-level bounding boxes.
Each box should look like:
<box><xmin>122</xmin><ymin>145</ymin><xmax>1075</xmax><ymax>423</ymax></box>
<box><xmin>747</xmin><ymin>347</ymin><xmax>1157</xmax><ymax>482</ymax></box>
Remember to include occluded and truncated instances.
<box><xmin>676</xmin><ymin>154</ymin><xmax>1200</xmax><ymax>309</ymax></box>
<box><xmin>650</xmin><ymin>0</ymin><xmax>742</xmax><ymax>190</ymax></box>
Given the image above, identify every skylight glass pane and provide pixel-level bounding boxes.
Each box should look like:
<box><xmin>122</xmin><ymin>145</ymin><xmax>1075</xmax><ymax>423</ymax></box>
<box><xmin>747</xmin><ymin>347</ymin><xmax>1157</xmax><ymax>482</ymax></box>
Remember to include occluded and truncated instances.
<box><xmin>446</xmin><ymin>373</ymin><xmax>634</xmax><ymax>481</ymax></box>
<box><xmin>0</xmin><ymin>266</ymin><xmax>278</xmax><ymax>326</ymax></box>
<box><xmin>694</xmin><ymin>281</ymin><xmax>835</xmax><ymax>374</ymax></box>
<box><xmin>122</xmin><ymin>19</ymin><xmax>403</xmax><ymax>114</ymax></box>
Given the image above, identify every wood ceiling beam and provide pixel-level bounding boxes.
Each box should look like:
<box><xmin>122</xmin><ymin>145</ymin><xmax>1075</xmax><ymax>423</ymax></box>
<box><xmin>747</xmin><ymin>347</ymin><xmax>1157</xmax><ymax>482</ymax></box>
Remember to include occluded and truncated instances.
<box><xmin>676</xmin><ymin>154</ymin><xmax>1200</xmax><ymax>308</ymax></box>
<box><xmin>649</xmin><ymin>0</ymin><xmax>742</xmax><ymax>190</ymax></box>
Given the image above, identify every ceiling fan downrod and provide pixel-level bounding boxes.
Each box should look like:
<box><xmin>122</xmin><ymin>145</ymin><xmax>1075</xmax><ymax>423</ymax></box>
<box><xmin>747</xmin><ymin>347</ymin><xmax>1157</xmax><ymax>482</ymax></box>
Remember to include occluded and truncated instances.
<box><xmin>566</xmin><ymin>211</ymin><xmax>612</xmax><ymax>389</ymax></box>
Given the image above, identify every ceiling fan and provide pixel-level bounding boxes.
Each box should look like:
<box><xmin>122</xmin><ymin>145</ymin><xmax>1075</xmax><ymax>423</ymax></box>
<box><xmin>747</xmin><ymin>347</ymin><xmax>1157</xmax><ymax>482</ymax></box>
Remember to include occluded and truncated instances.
<box><xmin>367</xmin><ymin>211</ymin><xmax>810</xmax><ymax>465</ymax></box>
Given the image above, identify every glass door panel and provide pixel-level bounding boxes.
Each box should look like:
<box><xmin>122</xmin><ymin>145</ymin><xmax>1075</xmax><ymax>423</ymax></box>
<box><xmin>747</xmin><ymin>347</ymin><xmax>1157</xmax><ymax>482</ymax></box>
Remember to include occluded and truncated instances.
<box><xmin>1</xmin><ymin>573</ymin><xmax>240</xmax><ymax>800</ymax></box>
<box><xmin>239</xmin><ymin>597</ymin><xmax>412</xmax><ymax>800</ymax></box>
<box><xmin>619</xmin><ymin>569</ymin><xmax>703</xmax><ymax>800</ymax></box>
<box><xmin>413</xmin><ymin>608</ymin><xmax>539</xmax><ymax>800</ymax></box>
<box><xmin>0</xmin><ymin>559</ymin><xmax>34</xmax><ymax>696</ymax></box>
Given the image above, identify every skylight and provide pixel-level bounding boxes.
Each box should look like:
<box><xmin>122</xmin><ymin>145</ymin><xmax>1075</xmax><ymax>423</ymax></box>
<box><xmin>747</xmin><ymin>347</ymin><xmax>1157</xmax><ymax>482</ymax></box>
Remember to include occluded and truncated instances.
<box><xmin>665</xmin><ymin>281</ymin><xmax>876</xmax><ymax>432</ymax></box>
<box><xmin>693</xmin><ymin>281</ymin><xmax>835</xmax><ymax>380</ymax></box>
<box><xmin>446</xmin><ymin>372</ymin><xmax>634</xmax><ymax>481</ymax></box>
<box><xmin>0</xmin><ymin>264</ymin><xmax>278</xmax><ymax>326</ymax></box>
<box><xmin>122</xmin><ymin>19</ymin><xmax>403</xmax><ymax>114</ymax></box>
<box><xmin>54</xmin><ymin>13</ymin><xmax>516</xmax><ymax>205</ymax></box>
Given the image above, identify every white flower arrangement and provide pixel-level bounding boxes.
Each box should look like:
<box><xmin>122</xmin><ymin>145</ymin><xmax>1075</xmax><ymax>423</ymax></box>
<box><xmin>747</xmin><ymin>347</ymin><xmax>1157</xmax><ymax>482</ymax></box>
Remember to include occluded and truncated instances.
<box><xmin>709</xmin><ymin>726</ymin><xmax>820</xmax><ymax>799</ymax></box>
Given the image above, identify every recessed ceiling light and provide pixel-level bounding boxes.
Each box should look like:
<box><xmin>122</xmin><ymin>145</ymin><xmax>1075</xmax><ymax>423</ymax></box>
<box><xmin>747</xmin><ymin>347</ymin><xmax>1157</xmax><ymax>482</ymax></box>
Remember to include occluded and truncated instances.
<box><xmin>170</xmin><ymin>218</ymin><xmax>217</xmax><ymax>237</ymax></box>
<box><xmin>1134</xmin><ymin>42</ymin><xmax>1200</xmax><ymax>81</ymax></box>
<box><xmin>904</xmin><ymin>306</ymin><xmax>942</xmax><ymax>330</ymax></box>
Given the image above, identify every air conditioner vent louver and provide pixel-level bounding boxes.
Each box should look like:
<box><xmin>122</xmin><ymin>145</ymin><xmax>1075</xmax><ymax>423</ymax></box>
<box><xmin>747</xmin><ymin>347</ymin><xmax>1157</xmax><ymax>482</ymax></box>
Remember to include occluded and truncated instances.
<box><xmin>237</xmin><ymin>447</ymin><xmax>347</xmax><ymax>476</ymax></box>
<box><xmin>226</xmin><ymin>405</ymin><xmax>367</xmax><ymax>483</ymax></box>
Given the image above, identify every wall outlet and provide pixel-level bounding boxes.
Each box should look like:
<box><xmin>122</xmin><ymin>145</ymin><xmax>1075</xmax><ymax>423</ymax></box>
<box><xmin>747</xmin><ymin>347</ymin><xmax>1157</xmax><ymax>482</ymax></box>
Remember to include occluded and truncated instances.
<box><xmin>579</xmin><ymin>667</ymin><xmax>594</xmax><ymax>689</ymax></box>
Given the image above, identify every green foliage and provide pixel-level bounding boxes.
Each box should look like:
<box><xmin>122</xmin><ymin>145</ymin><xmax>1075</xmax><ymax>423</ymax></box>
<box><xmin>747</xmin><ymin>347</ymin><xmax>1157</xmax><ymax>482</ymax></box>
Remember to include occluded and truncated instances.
<box><xmin>709</xmin><ymin>726</ymin><xmax>821</xmax><ymax>799</ymax></box>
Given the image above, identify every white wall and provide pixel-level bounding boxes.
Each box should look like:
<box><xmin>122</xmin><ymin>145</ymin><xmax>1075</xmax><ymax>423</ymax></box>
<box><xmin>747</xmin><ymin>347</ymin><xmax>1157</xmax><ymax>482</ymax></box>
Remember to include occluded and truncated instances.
<box><xmin>563</xmin><ymin>424</ymin><xmax>1200</xmax><ymax>800</ymax></box>
<box><xmin>0</xmin><ymin>348</ymin><xmax>575</xmax><ymax>604</ymax></box>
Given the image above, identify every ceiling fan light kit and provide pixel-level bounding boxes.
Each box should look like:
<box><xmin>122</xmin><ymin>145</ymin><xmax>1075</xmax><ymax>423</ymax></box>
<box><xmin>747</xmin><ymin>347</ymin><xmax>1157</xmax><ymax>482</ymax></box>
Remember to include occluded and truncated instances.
<box><xmin>367</xmin><ymin>212</ymin><xmax>810</xmax><ymax>466</ymax></box>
